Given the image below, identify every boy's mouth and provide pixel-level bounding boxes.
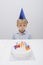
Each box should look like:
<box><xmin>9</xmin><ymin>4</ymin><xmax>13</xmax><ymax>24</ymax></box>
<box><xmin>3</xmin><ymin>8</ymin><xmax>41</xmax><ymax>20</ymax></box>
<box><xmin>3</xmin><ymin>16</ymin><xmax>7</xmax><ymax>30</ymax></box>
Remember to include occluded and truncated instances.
<box><xmin>19</xmin><ymin>30</ymin><xmax>25</xmax><ymax>33</ymax></box>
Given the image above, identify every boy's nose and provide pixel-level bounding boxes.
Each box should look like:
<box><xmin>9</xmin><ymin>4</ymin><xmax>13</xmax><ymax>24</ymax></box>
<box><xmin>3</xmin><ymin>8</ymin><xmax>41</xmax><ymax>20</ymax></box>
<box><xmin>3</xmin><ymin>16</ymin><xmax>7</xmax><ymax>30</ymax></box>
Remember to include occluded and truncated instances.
<box><xmin>22</xmin><ymin>25</ymin><xmax>24</xmax><ymax>27</ymax></box>
<box><xmin>21</xmin><ymin>26</ymin><xmax>24</xmax><ymax>28</ymax></box>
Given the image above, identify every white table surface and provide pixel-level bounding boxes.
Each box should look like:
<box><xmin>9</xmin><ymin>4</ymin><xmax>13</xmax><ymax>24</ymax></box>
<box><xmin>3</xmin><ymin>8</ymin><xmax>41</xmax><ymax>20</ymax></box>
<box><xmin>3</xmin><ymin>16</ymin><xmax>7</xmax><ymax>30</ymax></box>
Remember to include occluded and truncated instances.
<box><xmin>0</xmin><ymin>39</ymin><xmax>43</xmax><ymax>65</ymax></box>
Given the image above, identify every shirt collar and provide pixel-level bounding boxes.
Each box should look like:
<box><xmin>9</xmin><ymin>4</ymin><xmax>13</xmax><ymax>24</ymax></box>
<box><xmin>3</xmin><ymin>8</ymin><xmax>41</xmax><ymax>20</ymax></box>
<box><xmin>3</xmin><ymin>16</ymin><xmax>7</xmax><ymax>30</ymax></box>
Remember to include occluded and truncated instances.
<box><xmin>18</xmin><ymin>30</ymin><xmax>26</xmax><ymax>35</ymax></box>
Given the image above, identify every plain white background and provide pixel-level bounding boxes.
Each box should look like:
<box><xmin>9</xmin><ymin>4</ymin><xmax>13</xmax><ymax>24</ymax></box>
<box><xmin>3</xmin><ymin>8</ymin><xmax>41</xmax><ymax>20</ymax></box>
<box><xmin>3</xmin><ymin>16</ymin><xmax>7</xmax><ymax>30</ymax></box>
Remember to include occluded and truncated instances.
<box><xmin>0</xmin><ymin>40</ymin><xmax>43</xmax><ymax>65</ymax></box>
<box><xmin>0</xmin><ymin>0</ymin><xmax>43</xmax><ymax>39</ymax></box>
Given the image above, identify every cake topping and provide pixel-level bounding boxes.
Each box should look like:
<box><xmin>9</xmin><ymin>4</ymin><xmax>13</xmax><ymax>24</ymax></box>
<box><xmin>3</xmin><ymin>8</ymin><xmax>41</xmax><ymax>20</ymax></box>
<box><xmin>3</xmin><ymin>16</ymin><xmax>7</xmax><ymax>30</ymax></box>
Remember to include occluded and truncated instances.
<box><xmin>14</xmin><ymin>41</ymin><xmax>30</xmax><ymax>51</ymax></box>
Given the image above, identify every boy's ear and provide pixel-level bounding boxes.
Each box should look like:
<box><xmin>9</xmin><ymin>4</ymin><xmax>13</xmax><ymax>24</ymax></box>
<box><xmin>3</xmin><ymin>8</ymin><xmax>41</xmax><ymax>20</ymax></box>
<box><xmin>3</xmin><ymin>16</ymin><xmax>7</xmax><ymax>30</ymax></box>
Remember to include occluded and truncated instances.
<box><xmin>25</xmin><ymin>19</ymin><xmax>28</xmax><ymax>24</ymax></box>
<box><xmin>26</xmin><ymin>20</ymin><xmax>28</xmax><ymax>24</ymax></box>
<box><xmin>17</xmin><ymin>19</ymin><xmax>19</xmax><ymax>22</ymax></box>
<box><xmin>16</xmin><ymin>19</ymin><xmax>19</xmax><ymax>27</ymax></box>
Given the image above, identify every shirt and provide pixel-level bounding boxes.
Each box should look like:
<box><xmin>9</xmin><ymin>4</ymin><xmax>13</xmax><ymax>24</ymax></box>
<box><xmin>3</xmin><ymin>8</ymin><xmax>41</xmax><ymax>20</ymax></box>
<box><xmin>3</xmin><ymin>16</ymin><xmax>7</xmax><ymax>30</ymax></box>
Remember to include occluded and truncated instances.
<box><xmin>12</xmin><ymin>31</ymin><xmax>31</xmax><ymax>39</ymax></box>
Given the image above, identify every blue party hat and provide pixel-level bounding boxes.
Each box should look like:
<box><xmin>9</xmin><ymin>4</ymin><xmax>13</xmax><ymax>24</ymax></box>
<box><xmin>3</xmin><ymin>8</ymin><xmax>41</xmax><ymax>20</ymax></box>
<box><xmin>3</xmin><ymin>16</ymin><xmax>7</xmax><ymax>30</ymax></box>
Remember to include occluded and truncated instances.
<box><xmin>19</xmin><ymin>8</ymin><xmax>26</xmax><ymax>19</ymax></box>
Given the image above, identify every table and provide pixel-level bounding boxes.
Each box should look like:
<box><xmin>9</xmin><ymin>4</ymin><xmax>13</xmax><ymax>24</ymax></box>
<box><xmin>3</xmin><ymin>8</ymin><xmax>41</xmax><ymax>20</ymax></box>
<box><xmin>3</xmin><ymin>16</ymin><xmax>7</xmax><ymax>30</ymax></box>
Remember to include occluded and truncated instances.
<box><xmin>0</xmin><ymin>39</ymin><xmax>43</xmax><ymax>65</ymax></box>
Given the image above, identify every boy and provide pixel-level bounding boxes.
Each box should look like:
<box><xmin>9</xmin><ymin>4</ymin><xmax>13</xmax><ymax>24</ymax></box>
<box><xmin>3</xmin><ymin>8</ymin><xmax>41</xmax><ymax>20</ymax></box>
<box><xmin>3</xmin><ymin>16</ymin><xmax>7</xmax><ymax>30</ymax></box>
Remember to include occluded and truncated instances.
<box><xmin>12</xmin><ymin>8</ymin><xmax>31</xmax><ymax>39</ymax></box>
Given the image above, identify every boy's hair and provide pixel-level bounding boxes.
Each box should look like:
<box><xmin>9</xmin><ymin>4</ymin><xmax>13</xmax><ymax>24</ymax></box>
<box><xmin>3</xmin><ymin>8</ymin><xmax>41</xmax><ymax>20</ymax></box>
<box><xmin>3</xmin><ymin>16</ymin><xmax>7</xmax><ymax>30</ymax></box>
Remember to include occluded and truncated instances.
<box><xmin>17</xmin><ymin>19</ymin><xmax>28</xmax><ymax>26</ymax></box>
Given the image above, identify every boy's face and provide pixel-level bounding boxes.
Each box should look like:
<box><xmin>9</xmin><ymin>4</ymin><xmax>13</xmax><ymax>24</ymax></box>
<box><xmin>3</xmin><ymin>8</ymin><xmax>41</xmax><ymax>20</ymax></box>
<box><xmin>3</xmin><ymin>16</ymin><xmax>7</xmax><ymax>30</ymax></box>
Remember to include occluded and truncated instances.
<box><xmin>17</xmin><ymin>19</ymin><xmax>28</xmax><ymax>33</ymax></box>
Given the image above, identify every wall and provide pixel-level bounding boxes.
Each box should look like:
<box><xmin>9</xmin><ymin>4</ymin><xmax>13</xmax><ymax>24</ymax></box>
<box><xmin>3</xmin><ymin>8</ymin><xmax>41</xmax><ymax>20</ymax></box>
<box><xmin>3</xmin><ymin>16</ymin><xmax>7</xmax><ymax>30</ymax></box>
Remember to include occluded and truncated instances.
<box><xmin>0</xmin><ymin>0</ymin><xmax>43</xmax><ymax>39</ymax></box>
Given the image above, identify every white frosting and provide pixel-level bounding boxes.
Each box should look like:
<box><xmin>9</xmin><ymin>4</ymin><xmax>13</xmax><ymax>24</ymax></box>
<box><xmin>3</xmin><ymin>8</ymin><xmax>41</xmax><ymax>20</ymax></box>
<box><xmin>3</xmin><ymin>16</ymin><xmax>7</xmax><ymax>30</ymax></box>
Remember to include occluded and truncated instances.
<box><xmin>11</xmin><ymin>46</ymin><xmax>31</xmax><ymax>58</ymax></box>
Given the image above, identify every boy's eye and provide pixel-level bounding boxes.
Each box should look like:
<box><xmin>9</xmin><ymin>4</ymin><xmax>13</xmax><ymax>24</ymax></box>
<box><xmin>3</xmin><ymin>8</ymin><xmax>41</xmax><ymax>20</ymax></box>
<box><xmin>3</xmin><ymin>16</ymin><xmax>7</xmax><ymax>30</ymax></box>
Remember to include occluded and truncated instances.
<box><xmin>23</xmin><ymin>25</ymin><xmax>26</xmax><ymax>26</ymax></box>
<box><xmin>20</xmin><ymin>25</ymin><xmax>22</xmax><ymax>26</ymax></box>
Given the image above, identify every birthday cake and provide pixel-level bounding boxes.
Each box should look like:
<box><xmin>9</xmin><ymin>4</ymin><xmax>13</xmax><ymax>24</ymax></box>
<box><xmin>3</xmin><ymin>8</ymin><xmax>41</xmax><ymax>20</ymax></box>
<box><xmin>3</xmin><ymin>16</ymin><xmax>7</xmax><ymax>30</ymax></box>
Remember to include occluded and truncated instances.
<box><xmin>11</xmin><ymin>41</ymin><xmax>31</xmax><ymax>60</ymax></box>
